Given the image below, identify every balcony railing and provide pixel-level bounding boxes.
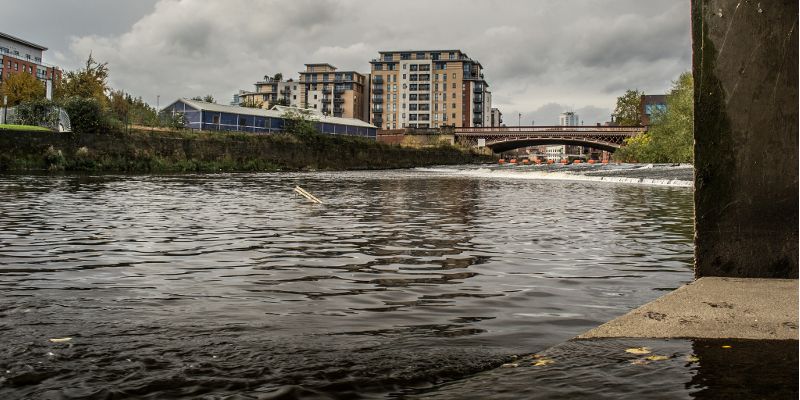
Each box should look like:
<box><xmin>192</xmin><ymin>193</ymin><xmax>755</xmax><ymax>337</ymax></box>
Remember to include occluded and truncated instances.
<box><xmin>334</xmin><ymin>98</ymin><xmax>345</xmax><ymax>103</ymax></box>
<box><xmin>372</xmin><ymin>97</ymin><xmax>383</xmax><ymax>103</ymax></box>
<box><xmin>322</xmin><ymin>88</ymin><xmax>331</xmax><ymax>94</ymax></box>
<box><xmin>372</xmin><ymin>77</ymin><xmax>384</xmax><ymax>84</ymax></box>
<box><xmin>372</xmin><ymin>87</ymin><xmax>384</xmax><ymax>94</ymax></box>
<box><xmin>473</xmin><ymin>97</ymin><xmax>483</xmax><ymax>103</ymax></box>
<box><xmin>473</xmin><ymin>86</ymin><xmax>482</xmax><ymax>93</ymax></box>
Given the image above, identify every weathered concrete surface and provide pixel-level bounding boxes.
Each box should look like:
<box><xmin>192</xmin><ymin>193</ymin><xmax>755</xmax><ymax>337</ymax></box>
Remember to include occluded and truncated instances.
<box><xmin>692</xmin><ymin>1</ymin><xmax>798</xmax><ymax>278</ymax></box>
<box><xmin>578</xmin><ymin>277</ymin><xmax>798</xmax><ymax>340</ymax></box>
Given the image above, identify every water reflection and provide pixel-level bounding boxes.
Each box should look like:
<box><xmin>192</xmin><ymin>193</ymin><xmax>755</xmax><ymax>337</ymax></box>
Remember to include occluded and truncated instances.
<box><xmin>0</xmin><ymin>171</ymin><xmax>694</xmax><ymax>398</ymax></box>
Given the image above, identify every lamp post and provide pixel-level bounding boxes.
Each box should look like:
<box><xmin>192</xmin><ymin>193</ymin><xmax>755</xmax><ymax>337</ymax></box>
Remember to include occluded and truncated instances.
<box><xmin>518</xmin><ymin>113</ymin><xmax>521</xmax><ymax>127</ymax></box>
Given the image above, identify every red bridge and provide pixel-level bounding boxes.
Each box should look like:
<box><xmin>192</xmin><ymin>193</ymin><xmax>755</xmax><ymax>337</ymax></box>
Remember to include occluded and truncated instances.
<box><xmin>454</xmin><ymin>126</ymin><xmax>647</xmax><ymax>152</ymax></box>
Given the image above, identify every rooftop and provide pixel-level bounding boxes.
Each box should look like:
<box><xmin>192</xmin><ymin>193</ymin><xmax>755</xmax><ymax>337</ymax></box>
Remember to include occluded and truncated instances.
<box><xmin>172</xmin><ymin>98</ymin><xmax>377</xmax><ymax>129</ymax></box>
<box><xmin>0</xmin><ymin>32</ymin><xmax>48</xmax><ymax>51</ymax></box>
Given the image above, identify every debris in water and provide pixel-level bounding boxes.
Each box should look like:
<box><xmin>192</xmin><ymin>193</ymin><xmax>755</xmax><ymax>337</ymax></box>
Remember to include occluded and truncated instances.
<box><xmin>501</xmin><ymin>363</ymin><xmax>519</xmax><ymax>368</ymax></box>
<box><xmin>49</xmin><ymin>337</ymin><xmax>72</xmax><ymax>343</ymax></box>
<box><xmin>532</xmin><ymin>358</ymin><xmax>555</xmax><ymax>367</ymax></box>
<box><xmin>294</xmin><ymin>186</ymin><xmax>323</xmax><ymax>204</ymax></box>
<box><xmin>46</xmin><ymin>352</ymin><xmax>56</xmax><ymax>357</ymax></box>
<box><xmin>645</xmin><ymin>355</ymin><xmax>670</xmax><ymax>361</ymax></box>
<box><xmin>625</xmin><ymin>347</ymin><xmax>651</xmax><ymax>355</ymax></box>
<box><xmin>686</xmin><ymin>355</ymin><xmax>700</xmax><ymax>363</ymax></box>
<box><xmin>721</xmin><ymin>345</ymin><xmax>732</xmax><ymax>349</ymax></box>
<box><xmin>630</xmin><ymin>358</ymin><xmax>650</xmax><ymax>365</ymax></box>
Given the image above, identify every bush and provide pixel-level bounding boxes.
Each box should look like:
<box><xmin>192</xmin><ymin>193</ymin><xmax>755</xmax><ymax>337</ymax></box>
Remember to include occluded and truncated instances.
<box><xmin>13</xmin><ymin>99</ymin><xmax>61</xmax><ymax>129</ymax></box>
<box><xmin>61</xmin><ymin>96</ymin><xmax>116</xmax><ymax>133</ymax></box>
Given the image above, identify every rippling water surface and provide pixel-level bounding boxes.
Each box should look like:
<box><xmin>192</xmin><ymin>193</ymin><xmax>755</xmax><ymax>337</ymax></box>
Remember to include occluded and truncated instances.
<box><xmin>0</xmin><ymin>169</ymin><xmax>694</xmax><ymax>399</ymax></box>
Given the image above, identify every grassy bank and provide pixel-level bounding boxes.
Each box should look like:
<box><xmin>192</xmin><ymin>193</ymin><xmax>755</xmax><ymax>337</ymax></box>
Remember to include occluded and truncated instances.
<box><xmin>0</xmin><ymin>128</ymin><xmax>493</xmax><ymax>173</ymax></box>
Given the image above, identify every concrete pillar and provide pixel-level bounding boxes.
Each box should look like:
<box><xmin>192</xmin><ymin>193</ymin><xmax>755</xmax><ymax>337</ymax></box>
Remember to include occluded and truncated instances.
<box><xmin>693</xmin><ymin>1</ymin><xmax>798</xmax><ymax>278</ymax></box>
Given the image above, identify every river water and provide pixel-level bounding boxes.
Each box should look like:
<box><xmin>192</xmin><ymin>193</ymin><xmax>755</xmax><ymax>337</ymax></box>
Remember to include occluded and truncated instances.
<box><xmin>0</xmin><ymin>165</ymin><xmax>695</xmax><ymax>399</ymax></box>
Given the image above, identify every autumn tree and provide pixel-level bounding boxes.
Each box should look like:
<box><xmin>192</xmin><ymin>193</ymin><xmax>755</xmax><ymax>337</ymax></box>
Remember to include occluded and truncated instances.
<box><xmin>614</xmin><ymin>73</ymin><xmax>694</xmax><ymax>163</ymax></box>
<box><xmin>57</xmin><ymin>53</ymin><xmax>109</xmax><ymax>107</ymax></box>
<box><xmin>613</xmin><ymin>89</ymin><xmax>643</xmax><ymax>126</ymax></box>
<box><xmin>0</xmin><ymin>72</ymin><xmax>45</xmax><ymax>106</ymax></box>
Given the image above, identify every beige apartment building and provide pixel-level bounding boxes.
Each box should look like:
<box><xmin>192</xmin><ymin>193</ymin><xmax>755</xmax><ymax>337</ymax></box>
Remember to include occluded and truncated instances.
<box><xmin>237</xmin><ymin>76</ymin><xmax>301</xmax><ymax>109</ymax></box>
<box><xmin>298</xmin><ymin>64</ymin><xmax>369</xmax><ymax>122</ymax></box>
<box><xmin>368</xmin><ymin>49</ymin><xmax>491</xmax><ymax>129</ymax></box>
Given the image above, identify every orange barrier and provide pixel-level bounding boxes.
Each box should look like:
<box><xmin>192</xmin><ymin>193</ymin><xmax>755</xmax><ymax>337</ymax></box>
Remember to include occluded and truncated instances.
<box><xmin>534</xmin><ymin>159</ymin><xmax>542</xmax><ymax>164</ymax></box>
<box><xmin>522</xmin><ymin>159</ymin><xmax>530</xmax><ymax>165</ymax></box>
<box><xmin>588</xmin><ymin>159</ymin><xmax>596</xmax><ymax>164</ymax></box>
<box><xmin>560</xmin><ymin>159</ymin><xmax>568</xmax><ymax>164</ymax></box>
<box><xmin>510</xmin><ymin>158</ymin><xmax>518</xmax><ymax>164</ymax></box>
<box><xmin>601</xmin><ymin>160</ymin><xmax>609</xmax><ymax>164</ymax></box>
<box><xmin>573</xmin><ymin>160</ymin><xmax>581</xmax><ymax>164</ymax></box>
<box><xmin>547</xmin><ymin>160</ymin><xmax>554</xmax><ymax>164</ymax></box>
<box><xmin>498</xmin><ymin>159</ymin><xmax>505</xmax><ymax>164</ymax></box>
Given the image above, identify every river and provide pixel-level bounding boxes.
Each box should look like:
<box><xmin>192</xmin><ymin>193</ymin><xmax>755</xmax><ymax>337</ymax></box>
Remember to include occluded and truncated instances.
<box><xmin>0</xmin><ymin>165</ymin><xmax>694</xmax><ymax>399</ymax></box>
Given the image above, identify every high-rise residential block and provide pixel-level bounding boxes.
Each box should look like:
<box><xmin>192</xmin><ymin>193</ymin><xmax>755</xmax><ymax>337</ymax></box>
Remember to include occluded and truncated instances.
<box><xmin>298</xmin><ymin>64</ymin><xmax>369</xmax><ymax>122</ymax></box>
<box><xmin>369</xmin><ymin>50</ymin><xmax>490</xmax><ymax>129</ymax></box>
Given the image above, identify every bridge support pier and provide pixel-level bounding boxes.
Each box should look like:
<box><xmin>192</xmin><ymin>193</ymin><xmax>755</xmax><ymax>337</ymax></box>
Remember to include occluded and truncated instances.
<box><xmin>693</xmin><ymin>0</ymin><xmax>798</xmax><ymax>278</ymax></box>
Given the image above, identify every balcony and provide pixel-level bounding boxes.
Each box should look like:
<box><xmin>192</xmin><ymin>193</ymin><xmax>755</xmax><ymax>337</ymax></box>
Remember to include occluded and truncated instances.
<box><xmin>473</xmin><ymin>97</ymin><xmax>483</xmax><ymax>103</ymax></box>
<box><xmin>334</xmin><ymin>97</ymin><xmax>345</xmax><ymax>103</ymax></box>
<box><xmin>473</xmin><ymin>118</ymin><xmax>483</xmax><ymax>124</ymax></box>
<box><xmin>372</xmin><ymin>87</ymin><xmax>384</xmax><ymax>94</ymax></box>
<box><xmin>334</xmin><ymin>87</ymin><xmax>346</xmax><ymax>94</ymax></box>
<box><xmin>473</xmin><ymin>108</ymin><xmax>483</xmax><ymax>113</ymax></box>
<box><xmin>372</xmin><ymin>97</ymin><xmax>383</xmax><ymax>103</ymax></box>
<box><xmin>473</xmin><ymin>86</ymin><xmax>482</xmax><ymax>93</ymax></box>
<box><xmin>372</xmin><ymin>77</ymin><xmax>384</xmax><ymax>84</ymax></box>
<box><xmin>334</xmin><ymin>107</ymin><xmax>344</xmax><ymax>114</ymax></box>
<box><xmin>322</xmin><ymin>87</ymin><xmax>331</xmax><ymax>94</ymax></box>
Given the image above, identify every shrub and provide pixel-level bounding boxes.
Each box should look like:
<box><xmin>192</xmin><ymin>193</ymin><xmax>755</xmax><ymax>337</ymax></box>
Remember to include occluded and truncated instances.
<box><xmin>13</xmin><ymin>99</ymin><xmax>61</xmax><ymax>129</ymax></box>
<box><xmin>61</xmin><ymin>96</ymin><xmax>116</xmax><ymax>133</ymax></box>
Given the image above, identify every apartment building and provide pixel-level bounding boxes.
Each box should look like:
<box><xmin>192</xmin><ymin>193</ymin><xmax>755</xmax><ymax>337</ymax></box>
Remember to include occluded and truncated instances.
<box><xmin>368</xmin><ymin>49</ymin><xmax>490</xmax><ymax>129</ymax></box>
<box><xmin>237</xmin><ymin>76</ymin><xmax>301</xmax><ymax>109</ymax></box>
<box><xmin>0</xmin><ymin>32</ymin><xmax>61</xmax><ymax>86</ymax></box>
<box><xmin>546</xmin><ymin>111</ymin><xmax>584</xmax><ymax>161</ymax></box>
<box><xmin>490</xmin><ymin>107</ymin><xmax>503</xmax><ymax>127</ymax></box>
<box><xmin>298</xmin><ymin>64</ymin><xmax>369</xmax><ymax>122</ymax></box>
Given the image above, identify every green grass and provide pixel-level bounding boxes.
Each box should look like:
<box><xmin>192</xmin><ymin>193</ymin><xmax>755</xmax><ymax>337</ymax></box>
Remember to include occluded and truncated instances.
<box><xmin>0</xmin><ymin>124</ymin><xmax>51</xmax><ymax>132</ymax></box>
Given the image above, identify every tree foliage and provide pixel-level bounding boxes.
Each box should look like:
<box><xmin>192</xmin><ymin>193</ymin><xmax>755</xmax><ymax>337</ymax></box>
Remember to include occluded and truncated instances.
<box><xmin>281</xmin><ymin>109</ymin><xmax>318</xmax><ymax>137</ymax></box>
<box><xmin>191</xmin><ymin>95</ymin><xmax>216</xmax><ymax>103</ymax></box>
<box><xmin>1</xmin><ymin>72</ymin><xmax>45</xmax><ymax>106</ymax></box>
<box><xmin>240</xmin><ymin>96</ymin><xmax>264</xmax><ymax>108</ymax></box>
<box><xmin>57</xmin><ymin>54</ymin><xmax>109</xmax><ymax>107</ymax></box>
<box><xmin>109</xmin><ymin>90</ymin><xmax>158</xmax><ymax>126</ymax></box>
<box><xmin>614</xmin><ymin>72</ymin><xmax>694</xmax><ymax>163</ymax></box>
<box><xmin>13</xmin><ymin>98</ymin><xmax>60</xmax><ymax>128</ymax></box>
<box><xmin>613</xmin><ymin>89</ymin><xmax>643</xmax><ymax>126</ymax></box>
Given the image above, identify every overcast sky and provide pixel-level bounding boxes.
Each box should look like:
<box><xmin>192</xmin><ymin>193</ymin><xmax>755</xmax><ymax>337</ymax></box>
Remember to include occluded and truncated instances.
<box><xmin>4</xmin><ymin>0</ymin><xmax>691</xmax><ymax>125</ymax></box>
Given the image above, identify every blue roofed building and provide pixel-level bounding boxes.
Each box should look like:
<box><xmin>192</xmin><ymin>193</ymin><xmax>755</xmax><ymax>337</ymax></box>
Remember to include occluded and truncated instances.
<box><xmin>160</xmin><ymin>98</ymin><xmax>378</xmax><ymax>139</ymax></box>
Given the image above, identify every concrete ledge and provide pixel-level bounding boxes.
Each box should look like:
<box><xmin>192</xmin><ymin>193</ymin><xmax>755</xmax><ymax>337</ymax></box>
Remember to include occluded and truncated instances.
<box><xmin>578</xmin><ymin>277</ymin><xmax>799</xmax><ymax>340</ymax></box>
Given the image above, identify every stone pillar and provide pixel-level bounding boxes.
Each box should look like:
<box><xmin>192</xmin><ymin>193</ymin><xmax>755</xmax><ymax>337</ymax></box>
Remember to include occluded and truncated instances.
<box><xmin>693</xmin><ymin>0</ymin><xmax>798</xmax><ymax>278</ymax></box>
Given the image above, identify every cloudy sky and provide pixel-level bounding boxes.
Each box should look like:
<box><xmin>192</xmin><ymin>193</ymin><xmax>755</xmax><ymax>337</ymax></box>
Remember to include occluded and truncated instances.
<box><xmin>5</xmin><ymin>0</ymin><xmax>691</xmax><ymax>125</ymax></box>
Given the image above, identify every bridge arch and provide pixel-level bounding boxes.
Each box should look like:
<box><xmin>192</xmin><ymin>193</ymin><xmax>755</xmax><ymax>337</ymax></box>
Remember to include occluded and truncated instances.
<box><xmin>487</xmin><ymin>137</ymin><xmax>621</xmax><ymax>153</ymax></box>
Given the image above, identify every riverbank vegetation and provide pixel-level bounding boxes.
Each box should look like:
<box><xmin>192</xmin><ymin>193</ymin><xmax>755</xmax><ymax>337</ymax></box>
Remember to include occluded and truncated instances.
<box><xmin>0</xmin><ymin>128</ymin><xmax>491</xmax><ymax>173</ymax></box>
<box><xmin>1</xmin><ymin>55</ymin><xmax>491</xmax><ymax>172</ymax></box>
<box><xmin>613</xmin><ymin>72</ymin><xmax>694</xmax><ymax>163</ymax></box>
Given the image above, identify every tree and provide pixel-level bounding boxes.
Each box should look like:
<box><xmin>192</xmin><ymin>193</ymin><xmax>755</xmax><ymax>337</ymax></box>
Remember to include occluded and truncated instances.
<box><xmin>0</xmin><ymin>72</ymin><xmax>45</xmax><ymax>106</ymax></box>
<box><xmin>62</xmin><ymin>96</ymin><xmax>115</xmax><ymax>133</ymax></box>
<box><xmin>613</xmin><ymin>89</ymin><xmax>643</xmax><ymax>126</ymax></box>
<box><xmin>57</xmin><ymin>53</ymin><xmax>109</xmax><ymax>107</ymax></box>
<box><xmin>281</xmin><ymin>108</ymin><xmax>318</xmax><ymax>137</ymax></box>
<box><xmin>191</xmin><ymin>95</ymin><xmax>216</xmax><ymax>103</ymax></box>
<box><xmin>240</xmin><ymin>96</ymin><xmax>264</xmax><ymax>108</ymax></box>
<box><xmin>273</xmin><ymin>73</ymin><xmax>283</xmax><ymax>81</ymax></box>
<box><xmin>614</xmin><ymin>72</ymin><xmax>694</xmax><ymax>163</ymax></box>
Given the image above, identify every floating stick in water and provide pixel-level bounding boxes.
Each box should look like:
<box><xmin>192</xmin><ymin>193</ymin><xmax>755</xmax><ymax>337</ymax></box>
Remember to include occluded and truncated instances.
<box><xmin>294</xmin><ymin>186</ymin><xmax>323</xmax><ymax>204</ymax></box>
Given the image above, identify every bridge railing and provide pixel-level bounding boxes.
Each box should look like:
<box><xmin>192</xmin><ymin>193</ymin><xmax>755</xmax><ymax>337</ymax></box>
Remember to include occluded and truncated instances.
<box><xmin>454</xmin><ymin>126</ymin><xmax>646</xmax><ymax>135</ymax></box>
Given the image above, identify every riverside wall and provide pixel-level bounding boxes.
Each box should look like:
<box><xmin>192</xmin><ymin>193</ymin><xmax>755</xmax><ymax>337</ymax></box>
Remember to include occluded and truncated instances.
<box><xmin>0</xmin><ymin>129</ymin><xmax>494</xmax><ymax>173</ymax></box>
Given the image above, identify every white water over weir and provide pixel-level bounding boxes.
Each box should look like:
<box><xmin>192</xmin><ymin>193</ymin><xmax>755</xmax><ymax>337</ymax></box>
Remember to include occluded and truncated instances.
<box><xmin>415</xmin><ymin>164</ymin><xmax>694</xmax><ymax>188</ymax></box>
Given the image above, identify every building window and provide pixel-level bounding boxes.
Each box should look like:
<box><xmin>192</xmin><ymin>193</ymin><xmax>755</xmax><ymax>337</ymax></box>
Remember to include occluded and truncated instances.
<box><xmin>213</xmin><ymin>115</ymin><xmax>220</xmax><ymax>124</ymax></box>
<box><xmin>452</xmin><ymin>83</ymin><xmax>456</xmax><ymax>89</ymax></box>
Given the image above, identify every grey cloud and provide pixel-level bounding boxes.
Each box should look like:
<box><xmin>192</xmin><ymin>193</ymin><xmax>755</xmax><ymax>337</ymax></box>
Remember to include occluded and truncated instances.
<box><xmin>6</xmin><ymin>0</ymin><xmax>691</xmax><ymax>118</ymax></box>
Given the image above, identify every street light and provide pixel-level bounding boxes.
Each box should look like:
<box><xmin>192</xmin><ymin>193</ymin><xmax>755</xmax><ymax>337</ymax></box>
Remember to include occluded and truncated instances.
<box><xmin>518</xmin><ymin>113</ymin><xmax>521</xmax><ymax>127</ymax></box>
